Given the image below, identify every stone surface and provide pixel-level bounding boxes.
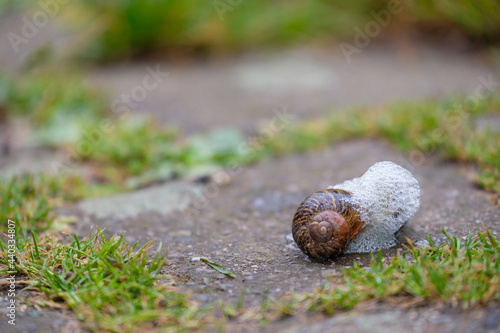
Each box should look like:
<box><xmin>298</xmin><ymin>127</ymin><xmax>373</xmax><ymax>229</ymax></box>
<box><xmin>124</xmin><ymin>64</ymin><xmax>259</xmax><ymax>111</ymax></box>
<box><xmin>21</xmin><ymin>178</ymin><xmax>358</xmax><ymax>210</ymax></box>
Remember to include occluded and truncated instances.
<box><xmin>64</xmin><ymin>139</ymin><xmax>499</xmax><ymax>311</ymax></box>
<box><xmin>1</xmin><ymin>11</ymin><xmax>500</xmax><ymax>331</ymax></box>
<box><xmin>274</xmin><ymin>305</ymin><xmax>500</xmax><ymax>333</ymax></box>
<box><xmin>78</xmin><ymin>181</ymin><xmax>203</xmax><ymax>219</ymax></box>
<box><xmin>0</xmin><ymin>290</ymin><xmax>88</xmax><ymax>333</ymax></box>
<box><xmin>87</xmin><ymin>45</ymin><xmax>499</xmax><ymax>135</ymax></box>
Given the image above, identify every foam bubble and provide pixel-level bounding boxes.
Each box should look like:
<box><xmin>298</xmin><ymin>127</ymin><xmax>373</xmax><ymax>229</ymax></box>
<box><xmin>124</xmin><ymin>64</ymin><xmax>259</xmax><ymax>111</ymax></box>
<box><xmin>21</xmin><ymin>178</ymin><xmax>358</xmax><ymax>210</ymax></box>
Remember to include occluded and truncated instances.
<box><xmin>328</xmin><ymin>161</ymin><xmax>420</xmax><ymax>253</ymax></box>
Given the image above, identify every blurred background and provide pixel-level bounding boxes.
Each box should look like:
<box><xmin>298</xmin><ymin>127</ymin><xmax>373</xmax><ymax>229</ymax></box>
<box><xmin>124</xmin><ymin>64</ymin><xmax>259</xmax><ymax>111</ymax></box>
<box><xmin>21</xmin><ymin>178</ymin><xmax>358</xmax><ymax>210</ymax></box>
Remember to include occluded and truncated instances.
<box><xmin>0</xmin><ymin>0</ymin><xmax>499</xmax><ymax>197</ymax></box>
<box><xmin>1</xmin><ymin>3</ymin><xmax>500</xmax><ymax>331</ymax></box>
<box><xmin>2</xmin><ymin>0</ymin><xmax>500</xmax><ymax>62</ymax></box>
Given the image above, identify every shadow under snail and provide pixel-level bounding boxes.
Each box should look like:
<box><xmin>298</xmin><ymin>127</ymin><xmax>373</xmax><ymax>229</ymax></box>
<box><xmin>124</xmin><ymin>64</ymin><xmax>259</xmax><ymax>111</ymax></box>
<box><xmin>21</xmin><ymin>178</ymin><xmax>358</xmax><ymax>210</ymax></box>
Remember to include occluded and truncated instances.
<box><xmin>291</xmin><ymin>161</ymin><xmax>421</xmax><ymax>260</ymax></box>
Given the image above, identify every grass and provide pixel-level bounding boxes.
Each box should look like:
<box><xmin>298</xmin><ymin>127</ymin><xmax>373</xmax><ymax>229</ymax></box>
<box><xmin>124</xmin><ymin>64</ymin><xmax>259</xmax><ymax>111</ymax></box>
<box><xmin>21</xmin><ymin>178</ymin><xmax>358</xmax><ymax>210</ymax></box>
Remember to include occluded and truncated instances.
<box><xmin>1</xmin><ymin>225</ymin><xmax>499</xmax><ymax>331</ymax></box>
<box><xmin>0</xmin><ymin>0</ymin><xmax>31</xmax><ymax>14</ymax></box>
<box><xmin>256</xmin><ymin>228</ymin><xmax>500</xmax><ymax>323</ymax></box>
<box><xmin>3</xmin><ymin>70</ymin><xmax>499</xmax><ymax>198</ymax></box>
<box><xmin>1</xmin><ymin>65</ymin><xmax>498</xmax><ymax>244</ymax></box>
<box><xmin>0</xmin><ymin>26</ymin><xmax>499</xmax><ymax>330</ymax></box>
<box><xmin>0</xmin><ymin>228</ymin><xmax>207</xmax><ymax>332</ymax></box>
<box><xmin>411</xmin><ymin>0</ymin><xmax>500</xmax><ymax>40</ymax></box>
<box><xmin>263</xmin><ymin>92</ymin><xmax>500</xmax><ymax>193</ymax></box>
<box><xmin>1</xmin><ymin>67</ymin><xmax>252</xmax><ymax>192</ymax></box>
<box><xmin>61</xmin><ymin>0</ymin><xmax>385</xmax><ymax>61</ymax></box>
<box><xmin>0</xmin><ymin>68</ymin><xmax>108</xmax><ymax>146</ymax></box>
<box><xmin>14</xmin><ymin>0</ymin><xmax>498</xmax><ymax>61</ymax></box>
<box><xmin>0</xmin><ymin>174</ymin><xmax>86</xmax><ymax>235</ymax></box>
<box><xmin>0</xmin><ymin>175</ymin><xmax>55</xmax><ymax>234</ymax></box>
<box><xmin>1</xmin><ymin>0</ymin><xmax>497</xmax><ymax>61</ymax></box>
<box><xmin>73</xmin><ymin>119</ymin><xmax>251</xmax><ymax>189</ymax></box>
<box><xmin>304</xmin><ymin>229</ymin><xmax>500</xmax><ymax>313</ymax></box>
<box><xmin>1</xmin><ymin>11</ymin><xmax>499</xmax><ymax>192</ymax></box>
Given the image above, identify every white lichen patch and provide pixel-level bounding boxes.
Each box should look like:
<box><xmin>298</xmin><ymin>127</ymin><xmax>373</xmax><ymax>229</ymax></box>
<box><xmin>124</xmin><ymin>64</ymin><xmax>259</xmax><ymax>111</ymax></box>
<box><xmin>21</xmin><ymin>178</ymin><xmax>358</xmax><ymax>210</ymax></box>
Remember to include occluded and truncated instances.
<box><xmin>329</xmin><ymin>161</ymin><xmax>420</xmax><ymax>253</ymax></box>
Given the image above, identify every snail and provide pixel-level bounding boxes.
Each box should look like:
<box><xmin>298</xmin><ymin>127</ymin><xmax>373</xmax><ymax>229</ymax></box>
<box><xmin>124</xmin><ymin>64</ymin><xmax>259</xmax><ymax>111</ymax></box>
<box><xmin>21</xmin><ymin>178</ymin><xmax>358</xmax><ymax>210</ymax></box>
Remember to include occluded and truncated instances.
<box><xmin>292</xmin><ymin>161</ymin><xmax>420</xmax><ymax>259</ymax></box>
<box><xmin>292</xmin><ymin>188</ymin><xmax>363</xmax><ymax>259</ymax></box>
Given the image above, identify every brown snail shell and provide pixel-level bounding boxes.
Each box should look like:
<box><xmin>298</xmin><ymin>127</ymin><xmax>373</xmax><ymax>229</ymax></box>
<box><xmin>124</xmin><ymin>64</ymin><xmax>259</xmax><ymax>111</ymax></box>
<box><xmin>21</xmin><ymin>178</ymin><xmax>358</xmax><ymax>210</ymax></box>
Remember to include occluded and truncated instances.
<box><xmin>292</xmin><ymin>189</ymin><xmax>364</xmax><ymax>259</ymax></box>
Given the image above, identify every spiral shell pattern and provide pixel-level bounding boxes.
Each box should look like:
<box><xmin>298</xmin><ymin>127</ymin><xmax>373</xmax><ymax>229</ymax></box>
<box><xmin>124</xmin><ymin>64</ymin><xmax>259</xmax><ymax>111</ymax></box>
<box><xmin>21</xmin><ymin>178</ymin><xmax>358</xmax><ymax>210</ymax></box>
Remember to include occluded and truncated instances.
<box><xmin>292</xmin><ymin>189</ymin><xmax>363</xmax><ymax>259</ymax></box>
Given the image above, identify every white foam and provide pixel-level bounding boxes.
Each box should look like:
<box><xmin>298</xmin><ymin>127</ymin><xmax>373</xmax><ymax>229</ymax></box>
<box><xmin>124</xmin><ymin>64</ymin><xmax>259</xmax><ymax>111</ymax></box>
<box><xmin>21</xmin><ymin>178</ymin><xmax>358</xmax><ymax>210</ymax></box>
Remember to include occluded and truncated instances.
<box><xmin>328</xmin><ymin>161</ymin><xmax>420</xmax><ymax>253</ymax></box>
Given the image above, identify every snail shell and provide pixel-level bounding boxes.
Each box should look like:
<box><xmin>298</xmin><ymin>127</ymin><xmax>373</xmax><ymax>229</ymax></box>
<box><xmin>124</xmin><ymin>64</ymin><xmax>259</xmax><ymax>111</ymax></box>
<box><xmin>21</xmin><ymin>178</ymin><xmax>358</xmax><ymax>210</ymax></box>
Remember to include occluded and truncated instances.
<box><xmin>292</xmin><ymin>189</ymin><xmax>363</xmax><ymax>259</ymax></box>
